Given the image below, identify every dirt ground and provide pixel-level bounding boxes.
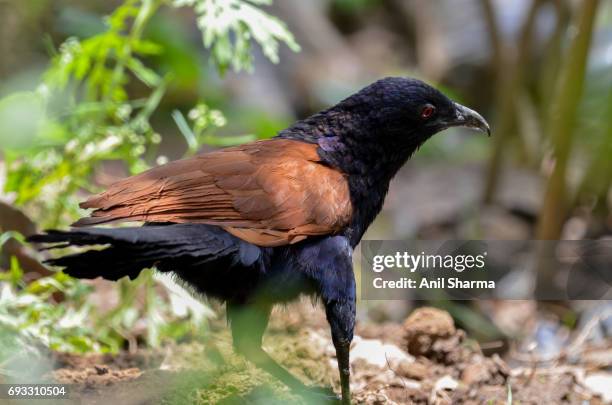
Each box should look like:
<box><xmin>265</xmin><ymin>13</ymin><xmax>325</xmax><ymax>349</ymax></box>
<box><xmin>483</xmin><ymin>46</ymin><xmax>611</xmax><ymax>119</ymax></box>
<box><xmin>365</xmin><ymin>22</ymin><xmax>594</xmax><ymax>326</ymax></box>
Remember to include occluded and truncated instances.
<box><xmin>4</xmin><ymin>304</ymin><xmax>610</xmax><ymax>405</ymax></box>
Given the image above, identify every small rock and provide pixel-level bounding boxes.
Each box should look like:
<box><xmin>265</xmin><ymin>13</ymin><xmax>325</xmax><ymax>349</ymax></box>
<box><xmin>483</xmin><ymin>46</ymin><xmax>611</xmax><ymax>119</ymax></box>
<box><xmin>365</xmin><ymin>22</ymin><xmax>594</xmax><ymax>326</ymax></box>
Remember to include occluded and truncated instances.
<box><xmin>491</xmin><ymin>354</ymin><xmax>510</xmax><ymax>377</ymax></box>
<box><xmin>355</xmin><ymin>390</ymin><xmax>395</xmax><ymax>405</ymax></box>
<box><xmin>350</xmin><ymin>336</ymin><xmax>413</xmax><ymax>368</ymax></box>
<box><xmin>404</xmin><ymin>307</ymin><xmax>455</xmax><ymax>337</ymax></box>
<box><xmin>94</xmin><ymin>365</ymin><xmax>109</xmax><ymax>375</ymax></box>
<box><xmin>584</xmin><ymin>372</ymin><xmax>612</xmax><ymax>402</ymax></box>
<box><xmin>461</xmin><ymin>363</ymin><xmax>490</xmax><ymax>385</ymax></box>
<box><xmin>403</xmin><ymin>307</ymin><xmax>456</xmax><ymax>357</ymax></box>
<box><xmin>431</xmin><ymin>331</ymin><xmax>464</xmax><ymax>356</ymax></box>
<box><xmin>434</xmin><ymin>375</ymin><xmax>459</xmax><ymax>391</ymax></box>
<box><xmin>395</xmin><ymin>359</ymin><xmax>429</xmax><ymax>380</ymax></box>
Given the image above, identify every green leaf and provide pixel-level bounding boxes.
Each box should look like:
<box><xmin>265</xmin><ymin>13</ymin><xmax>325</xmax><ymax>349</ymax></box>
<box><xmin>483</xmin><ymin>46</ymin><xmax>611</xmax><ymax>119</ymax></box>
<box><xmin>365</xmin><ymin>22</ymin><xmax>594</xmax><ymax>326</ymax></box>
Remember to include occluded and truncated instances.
<box><xmin>132</xmin><ymin>39</ymin><xmax>164</xmax><ymax>55</ymax></box>
<box><xmin>126</xmin><ymin>57</ymin><xmax>161</xmax><ymax>87</ymax></box>
<box><xmin>172</xmin><ymin>109</ymin><xmax>198</xmax><ymax>151</ymax></box>
<box><xmin>173</xmin><ymin>0</ymin><xmax>300</xmax><ymax>73</ymax></box>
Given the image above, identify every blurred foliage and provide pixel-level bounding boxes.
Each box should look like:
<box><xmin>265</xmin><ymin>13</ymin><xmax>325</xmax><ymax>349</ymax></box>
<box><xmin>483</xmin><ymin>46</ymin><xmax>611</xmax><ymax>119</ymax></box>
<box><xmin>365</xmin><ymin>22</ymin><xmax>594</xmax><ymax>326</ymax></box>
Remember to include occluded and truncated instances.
<box><xmin>0</xmin><ymin>0</ymin><xmax>297</xmax><ymax>356</ymax></box>
<box><xmin>172</xmin><ymin>103</ymin><xmax>258</xmax><ymax>154</ymax></box>
<box><xmin>478</xmin><ymin>0</ymin><xmax>612</xmax><ymax>237</ymax></box>
<box><xmin>173</xmin><ymin>0</ymin><xmax>300</xmax><ymax>73</ymax></box>
<box><xmin>0</xmin><ymin>255</ymin><xmax>104</xmax><ymax>355</ymax></box>
<box><xmin>0</xmin><ymin>237</ymin><xmax>211</xmax><ymax>358</ymax></box>
<box><xmin>537</xmin><ymin>0</ymin><xmax>600</xmax><ymax>240</ymax></box>
<box><xmin>1</xmin><ymin>0</ymin><xmax>297</xmax><ymax>228</ymax></box>
<box><xmin>331</xmin><ymin>0</ymin><xmax>379</xmax><ymax>13</ymax></box>
<box><xmin>3</xmin><ymin>0</ymin><xmax>165</xmax><ymax>226</ymax></box>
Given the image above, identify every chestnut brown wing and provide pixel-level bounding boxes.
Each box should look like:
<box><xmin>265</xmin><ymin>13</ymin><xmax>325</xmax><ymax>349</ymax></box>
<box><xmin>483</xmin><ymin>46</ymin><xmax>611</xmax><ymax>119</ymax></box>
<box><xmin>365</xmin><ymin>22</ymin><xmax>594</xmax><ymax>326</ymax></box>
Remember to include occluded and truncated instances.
<box><xmin>73</xmin><ymin>139</ymin><xmax>352</xmax><ymax>247</ymax></box>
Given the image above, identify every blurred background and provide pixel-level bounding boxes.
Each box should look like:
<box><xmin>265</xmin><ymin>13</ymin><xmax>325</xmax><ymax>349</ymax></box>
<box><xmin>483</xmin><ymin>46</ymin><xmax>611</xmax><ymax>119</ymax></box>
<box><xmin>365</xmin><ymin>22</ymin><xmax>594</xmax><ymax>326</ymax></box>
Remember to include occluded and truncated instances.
<box><xmin>0</xmin><ymin>0</ymin><xmax>611</xmax><ymax>403</ymax></box>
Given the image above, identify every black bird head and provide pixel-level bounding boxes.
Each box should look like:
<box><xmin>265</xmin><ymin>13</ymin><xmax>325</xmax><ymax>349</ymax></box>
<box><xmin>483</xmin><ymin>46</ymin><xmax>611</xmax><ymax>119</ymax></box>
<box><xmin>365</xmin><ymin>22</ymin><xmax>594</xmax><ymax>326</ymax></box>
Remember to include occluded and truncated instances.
<box><xmin>330</xmin><ymin>77</ymin><xmax>489</xmax><ymax>143</ymax></box>
<box><xmin>280</xmin><ymin>77</ymin><xmax>490</xmax><ymax>176</ymax></box>
<box><xmin>359</xmin><ymin>77</ymin><xmax>489</xmax><ymax>136</ymax></box>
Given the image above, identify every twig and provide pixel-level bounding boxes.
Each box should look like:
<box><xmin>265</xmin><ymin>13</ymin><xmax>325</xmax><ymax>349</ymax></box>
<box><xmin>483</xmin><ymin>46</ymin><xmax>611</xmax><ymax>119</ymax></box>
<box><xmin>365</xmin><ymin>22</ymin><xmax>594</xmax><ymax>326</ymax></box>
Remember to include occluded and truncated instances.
<box><xmin>567</xmin><ymin>308</ymin><xmax>612</xmax><ymax>355</ymax></box>
<box><xmin>385</xmin><ymin>353</ymin><xmax>410</xmax><ymax>404</ymax></box>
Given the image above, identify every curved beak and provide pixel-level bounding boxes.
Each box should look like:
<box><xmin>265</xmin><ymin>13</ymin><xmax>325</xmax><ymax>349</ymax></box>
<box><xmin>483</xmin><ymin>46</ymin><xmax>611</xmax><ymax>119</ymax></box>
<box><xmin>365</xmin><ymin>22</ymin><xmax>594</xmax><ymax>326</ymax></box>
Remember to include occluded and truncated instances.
<box><xmin>450</xmin><ymin>102</ymin><xmax>490</xmax><ymax>136</ymax></box>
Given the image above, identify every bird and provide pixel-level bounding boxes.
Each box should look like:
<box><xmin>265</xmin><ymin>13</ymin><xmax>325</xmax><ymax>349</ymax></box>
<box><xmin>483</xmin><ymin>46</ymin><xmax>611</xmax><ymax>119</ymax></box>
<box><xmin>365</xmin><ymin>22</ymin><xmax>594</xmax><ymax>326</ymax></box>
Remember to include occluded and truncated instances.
<box><xmin>28</xmin><ymin>77</ymin><xmax>490</xmax><ymax>404</ymax></box>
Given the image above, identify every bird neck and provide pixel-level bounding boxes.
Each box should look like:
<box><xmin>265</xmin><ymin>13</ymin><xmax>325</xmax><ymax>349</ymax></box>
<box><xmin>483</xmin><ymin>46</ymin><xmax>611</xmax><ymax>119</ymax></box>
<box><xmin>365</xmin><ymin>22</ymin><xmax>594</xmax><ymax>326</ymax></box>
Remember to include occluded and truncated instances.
<box><xmin>277</xmin><ymin>110</ymin><xmax>423</xmax><ymax>247</ymax></box>
<box><xmin>278</xmin><ymin>107</ymin><xmax>421</xmax><ymax>176</ymax></box>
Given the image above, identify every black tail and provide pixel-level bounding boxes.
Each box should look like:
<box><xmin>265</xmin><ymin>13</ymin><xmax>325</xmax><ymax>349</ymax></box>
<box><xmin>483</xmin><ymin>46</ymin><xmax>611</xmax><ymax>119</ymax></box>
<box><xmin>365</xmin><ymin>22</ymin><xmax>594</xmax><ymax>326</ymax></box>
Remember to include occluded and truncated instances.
<box><xmin>27</xmin><ymin>224</ymin><xmax>258</xmax><ymax>281</ymax></box>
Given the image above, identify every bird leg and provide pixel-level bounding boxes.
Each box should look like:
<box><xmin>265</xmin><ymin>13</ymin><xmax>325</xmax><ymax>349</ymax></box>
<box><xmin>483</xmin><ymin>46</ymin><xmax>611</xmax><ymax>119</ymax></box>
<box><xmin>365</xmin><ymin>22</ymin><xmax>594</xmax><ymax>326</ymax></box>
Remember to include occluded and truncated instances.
<box><xmin>304</xmin><ymin>236</ymin><xmax>356</xmax><ymax>404</ymax></box>
<box><xmin>325</xmin><ymin>299</ymin><xmax>355</xmax><ymax>405</ymax></box>
<box><xmin>334</xmin><ymin>338</ymin><xmax>351</xmax><ymax>404</ymax></box>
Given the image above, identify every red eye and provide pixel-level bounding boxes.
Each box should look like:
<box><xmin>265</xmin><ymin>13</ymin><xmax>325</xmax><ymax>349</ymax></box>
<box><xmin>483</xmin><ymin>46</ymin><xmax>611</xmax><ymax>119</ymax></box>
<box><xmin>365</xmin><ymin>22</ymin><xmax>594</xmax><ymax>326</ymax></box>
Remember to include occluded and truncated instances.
<box><xmin>420</xmin><ymin>104</ymin><xmax>436</xmax><ymax>119</ymax></box>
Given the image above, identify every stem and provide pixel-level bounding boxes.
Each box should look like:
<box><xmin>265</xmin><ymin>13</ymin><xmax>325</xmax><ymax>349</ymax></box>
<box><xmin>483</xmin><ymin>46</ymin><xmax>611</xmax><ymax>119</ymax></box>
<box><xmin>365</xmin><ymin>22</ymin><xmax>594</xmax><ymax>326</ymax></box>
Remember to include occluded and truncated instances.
<box><xmin>106</xmin><ymin>0</ymin><xmax>162</xmax><ymax>104</ymax></box>
<box><xmin>535</xmin><ymin>0</ymin><xmax>600</xmax><ymax>297</ymax></box>
<box><xmin>131</xmin><ymin>0</ymin><xmax>161</xmax><ymax>41</ymax></box>
<box><xmin>481</xmin><ymin>0</ymin><xmax>544</xmax><ymax>204</ymax></box>
<box><xmin>538</xmin><ymin>0</ymin><xmax>572</xmax><ymax>118</ymax></box>
<box><xmin>536</xmin><ymin>0</ymin><xmax>600</xmax><ymax>240</ymax></box>
<box><xmin>478</xmin><ymin>0</ymin><xmax>502</xmax><ymax>75</ymax></box>
<box><xmin>574</xmin><ymin>89</ymin><xmax>612</xmax><ymax>224</ymax></box>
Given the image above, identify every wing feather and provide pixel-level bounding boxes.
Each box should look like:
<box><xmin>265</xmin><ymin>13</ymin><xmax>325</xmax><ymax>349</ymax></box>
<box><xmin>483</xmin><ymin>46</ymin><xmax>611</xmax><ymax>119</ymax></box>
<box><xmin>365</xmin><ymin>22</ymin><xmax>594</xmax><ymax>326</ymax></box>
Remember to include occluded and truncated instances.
<box><xmin>73</xmin><ymin>139</ymin><xmax>352</xmax><ymax>247</ymax></box>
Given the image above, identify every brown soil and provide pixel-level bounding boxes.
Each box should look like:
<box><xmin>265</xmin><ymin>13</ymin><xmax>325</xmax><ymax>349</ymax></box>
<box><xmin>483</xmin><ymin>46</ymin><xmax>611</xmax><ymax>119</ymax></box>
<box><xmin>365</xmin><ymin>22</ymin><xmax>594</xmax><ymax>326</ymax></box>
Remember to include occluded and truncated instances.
<box><xmin>20</xmin><ymin>305</ymin><xmax>608</xmax><ymax>405</ymax></box>
<box><xmin>352</xmin><ymin>307</ymin><xmax>601</xmax><ymax>404</ymax></box>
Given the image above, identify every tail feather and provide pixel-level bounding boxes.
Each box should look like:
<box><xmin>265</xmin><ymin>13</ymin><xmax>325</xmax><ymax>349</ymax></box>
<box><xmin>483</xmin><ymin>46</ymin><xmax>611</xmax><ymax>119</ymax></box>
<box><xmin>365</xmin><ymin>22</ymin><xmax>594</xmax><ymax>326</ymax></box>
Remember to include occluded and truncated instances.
<box><xmin>27</xmin><ymin>224</ymin><xmax>257</xmax><ymax>281</ymax></box>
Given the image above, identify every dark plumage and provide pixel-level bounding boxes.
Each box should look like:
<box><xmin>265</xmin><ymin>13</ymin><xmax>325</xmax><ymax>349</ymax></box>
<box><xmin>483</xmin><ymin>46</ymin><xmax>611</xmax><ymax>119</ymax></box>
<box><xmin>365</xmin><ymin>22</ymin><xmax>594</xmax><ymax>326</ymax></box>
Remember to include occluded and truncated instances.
<box><xmin>28</xmin><ymin>77</ymin><xmax>489</xmax><ymax>404</ymax></box>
